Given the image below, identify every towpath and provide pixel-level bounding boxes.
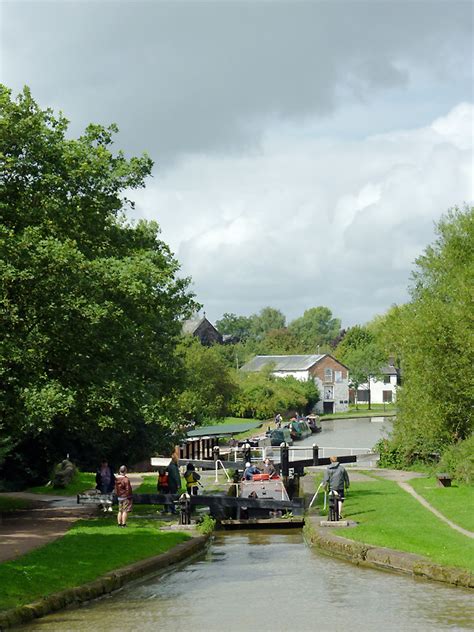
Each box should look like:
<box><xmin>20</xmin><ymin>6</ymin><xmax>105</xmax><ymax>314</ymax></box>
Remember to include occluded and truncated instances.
<box><xmin>0</xmin><ymin>474</ymin><xmax>143</xmax><ymax>563</ymax></box>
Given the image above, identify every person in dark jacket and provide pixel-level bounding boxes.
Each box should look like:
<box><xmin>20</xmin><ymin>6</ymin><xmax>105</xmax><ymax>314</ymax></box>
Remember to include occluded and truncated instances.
<box><xmin>95</xmin><ymin>460</ymin><xmax>115</xmax><ymax>512</ymax></box>
<box><xmin>243</xmin><ymin>462</ymin><xmax>261</xmax><ymax>480</ymax></box>
<box><xmin>323</xmin><ymin>456</ymin><xmax>350</xmax><ymax>518</ymax></box>
<box><xmin>163</xmin><ymin>454</ymin><xmax>181</xmax><ymax>515</ymax></box>
<box><xmin>96</xmin><ymin>460</ymin><xmax>115</xmax><ymax>494</ymax></box>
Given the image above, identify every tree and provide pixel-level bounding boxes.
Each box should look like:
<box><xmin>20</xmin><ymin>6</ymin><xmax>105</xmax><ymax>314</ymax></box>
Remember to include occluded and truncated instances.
<box><xmin>335</xmin><ymin>325</ymin><xmax>385</xmax><ymax>409</ymax></box>
<box><xmin>215</xmin><ymin>313</ymin><xmax>254</xmax><ymax>341</ymax></box>
<box><xmin>176</xmin><ymin>337</ymin><xmax>237</xmax><ymax>423</ymax></box>
<box><xmin>289</xmin><ymin>306</ymin><xmax>341</xmax><ymax>352</ymax></box>
<box><xmin>231</xmin><ymin>369</ymin><xmax>319</xmax><ymax>419</ymax></box>
<box><xmin>250</xmin><ymin>307</ymin><xmax>286</xmax><ymax>339</ymax></box>
<box><xmin>0</xmin><ymin>86</ymin><xmax>196</xmax><ymax>485</ymax></box>
<box><xmin>386</xmin><ymin>206</ymin><xmax>474</xmax><ymax>461</ymax></box>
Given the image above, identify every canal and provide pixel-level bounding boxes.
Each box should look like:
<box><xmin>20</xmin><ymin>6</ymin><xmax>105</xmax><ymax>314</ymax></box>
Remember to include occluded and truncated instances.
<box><xmin>20</xmin><ymin>417</ymin><xmax>473</xmax><ymax>631</ymax></box>
<box><xmin>22</xmin><ymin>531</ymin><xmax>473</xmax><ymax>631</ymax></box>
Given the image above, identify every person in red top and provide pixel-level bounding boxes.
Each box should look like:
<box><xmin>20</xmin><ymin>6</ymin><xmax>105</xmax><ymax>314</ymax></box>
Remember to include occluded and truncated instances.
<box><xmin>114</xmin><ymin>465</ymin><xmax>133</xmax><ymax>528</ymax></box>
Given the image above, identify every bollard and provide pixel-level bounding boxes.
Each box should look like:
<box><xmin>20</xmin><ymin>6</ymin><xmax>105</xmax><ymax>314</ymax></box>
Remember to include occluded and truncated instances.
<box><xmin>178</xmin><ymin>493</ymin><xmax>191</xmax><ymax>525</ymax></box>
<box><xmin>312</xmin><ymin>444</ymin><xmax>319</xmax><ymax>466</ymax></box>
<box><xmin>328</xmin><ymin>490</ymin><xmax>340</xmax><ymax>521</ymax></box>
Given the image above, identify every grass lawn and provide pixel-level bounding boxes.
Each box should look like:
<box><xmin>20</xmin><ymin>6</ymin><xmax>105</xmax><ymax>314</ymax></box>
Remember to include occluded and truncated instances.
<box><xmin>134</xmin><ymin>475</ymin><xmax>159</xmax><ymax>494</ymax></box>
<box><xmin>26</xmin><ymin>471</ymin><xmax>96</xmax><ymax>496</ymax></box>
<box><xmin>0</xmin><ymin>496</ymin><xmax>35</xmax><ymax>512</ymax></box>
<box><xmin>0</xmin><ymin>516</ymin><xmax>190</xmax><ymax>612</ymax></box>
<box><xmin>408</xmin><ymin>477</ymin><xmax>474</xmax><ymax>532</ymax></box>
<box><xmin>311</xmin><ymin>476</ymin><xmax>473</xmax><ymax>571</ymax></box>
<box><xmin>206</xmin><ymin>416</ymin><xmax>258</xmax><ymax>426</ymax></box>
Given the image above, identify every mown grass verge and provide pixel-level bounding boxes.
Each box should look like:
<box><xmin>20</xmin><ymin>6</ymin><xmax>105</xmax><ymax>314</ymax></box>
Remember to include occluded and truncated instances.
<box><xmin>0</xmin><ymin>516</ymin><xmax>190</xmax><ymax>612</ymax></box>
<box><xmin>408</xmin><ymin>477</ymin><xmax>474</xmax><ymax>532</ymax></box>
<box><xmin>26</xmin><ymin>471</ymin><xmax>96</xmax><ymax>496</ymax></box>
<box><xmin>310</xmin><ymin>476</ymin><xmax>473</xmax><ymax>571</ymax></box>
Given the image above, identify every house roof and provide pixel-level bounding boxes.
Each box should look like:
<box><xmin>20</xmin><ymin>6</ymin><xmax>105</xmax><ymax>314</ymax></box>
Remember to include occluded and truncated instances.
<box><xmin>380</xmin><ymin>364</ymin><xmax>400</xmax><ymax>375</ymax></box>
<box><xmin>182</xmin><ymin>317</ymin><xmax>207</xmax><ymax>335</ymax></box>
<box><xmin>241</xmin><ymin>354</ymin><xmax>326</xmax><ymax>372</ymax></box>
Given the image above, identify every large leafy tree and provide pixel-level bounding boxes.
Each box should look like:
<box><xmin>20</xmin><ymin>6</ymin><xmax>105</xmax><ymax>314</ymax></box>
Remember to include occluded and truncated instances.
<box><xmin>387</xmin><ymin>206</ymin><xmax>474</xmax><ymax>460</ymax></box>
<box><xmin>176</xmin><ymin>337</ymin><xmax>237</xmax><ymax>423</ymax></box>
<box><xmin>250</xmin><ymin>306</ymin><xmax>286</xmax><ymax>339</ymax></box>
<box><xmin>335</xmin><ymin>325</ymin><xmax>385</xmax><ymax>408</ymax></box>
<box><xmin>0</xmin><ymin>86</ymin><xmax>195</xmax><ymax>484</ymax></box>
<box><xmin>289</xmin><ymin>306</ymin><xmax>341</xmax><ymax>352</ymax></box>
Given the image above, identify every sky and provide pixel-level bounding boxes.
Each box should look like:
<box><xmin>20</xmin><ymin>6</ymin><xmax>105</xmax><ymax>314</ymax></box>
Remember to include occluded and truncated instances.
<box><xmin>2</xmin><ymin>1</ymin><xmax>473</xmax><ymax>327</ymax></box>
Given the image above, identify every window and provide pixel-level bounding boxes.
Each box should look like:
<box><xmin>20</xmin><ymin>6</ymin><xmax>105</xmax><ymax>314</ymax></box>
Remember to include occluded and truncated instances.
<box><xmin>324</xmin><ymin>368</ymin><xmax>333</xmax><ymax>382</ymax></box>
<box><xmin>324</xmin><ymin>386</ymin><xmax>334</xmax><ymax>400</ymax></box>
<box><xmin>335</xmin><ymin>370</ymin><xmax>342</xmax><ymax>383</ymax></box>
<box><xmin>383</xmin><ymin>390</ymin><xmax>393</xmax><ymax>403</ymax></box>
<box><xmin>383</xmin><ymin>375</ymin><xmax>391</xmax><ymax>384</ymax></box>
<box><xmin>357</xmin><ymin>389</ymin><xmax>370</xmax><ymax>402</ymax></box>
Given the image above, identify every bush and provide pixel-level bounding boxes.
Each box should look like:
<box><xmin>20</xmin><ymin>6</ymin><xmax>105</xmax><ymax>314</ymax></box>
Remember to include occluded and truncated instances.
<box><xmin>438</xmin><ymin>435</ymin><xmax>474</xmax><ymax>485</ymax></box>
<box><xmin>375</xmin><ymin>438</ymin><xmax>406</xmax><ymax>469</ymax></box>
<box><xmin>197</xmin><ymin>514</ymin><xmax>216</xmax><ymax>535</ymax></box>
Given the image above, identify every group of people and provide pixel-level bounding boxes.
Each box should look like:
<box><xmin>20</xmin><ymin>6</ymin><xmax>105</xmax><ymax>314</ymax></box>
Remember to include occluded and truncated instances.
<box><xmin>94</xmin><ymin>455</ymin><xmax>203</xmax><ymax>526</ymax></box>
<box><xmin>156</xmin><ymin>456</ymin><xmax>202</xmax><ymax>514</ymax></box>
<box><xmin>243</xmin><ymin>458</ymin><xmax>277</xmax><ymax>480</ymax></box>
<box><xmin>95</xmin><ymin>460</ymin><xmax>134</xmax><ymax>528</ymax></box>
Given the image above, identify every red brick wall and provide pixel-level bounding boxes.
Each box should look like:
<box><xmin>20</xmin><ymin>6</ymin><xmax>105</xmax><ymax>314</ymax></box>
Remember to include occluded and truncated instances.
<box><xmin>309</xmin><ymin>355</ymin><xmax>348</xmax><ymax>382</ymax></box>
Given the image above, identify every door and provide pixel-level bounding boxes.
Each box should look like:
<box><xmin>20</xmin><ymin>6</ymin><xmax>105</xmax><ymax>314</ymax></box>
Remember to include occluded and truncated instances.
<box><xmin>323</xmin><ymin>401</ymin><xmax>334</xmax><ymax>414</ymax></box>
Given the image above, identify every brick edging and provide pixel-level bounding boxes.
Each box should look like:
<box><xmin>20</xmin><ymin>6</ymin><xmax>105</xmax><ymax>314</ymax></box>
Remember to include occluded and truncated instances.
<box><xmin>0</xmin><ymin>535</ymin><xmax>209</xmax><ymax>629</ymax></box>
<box><xmin>303</xmin><ymin>518</ymin><xmax>473</xmax><ymax>589</ymax></box>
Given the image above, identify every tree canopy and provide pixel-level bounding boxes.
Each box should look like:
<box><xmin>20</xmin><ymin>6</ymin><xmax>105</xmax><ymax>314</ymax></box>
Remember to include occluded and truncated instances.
<box><xmin>0</xmin><ymin>86</ymin><xmax>195</xmax><ymax>484</ymax></box>
<box><xmin>383</xmin><ymin>206</ymin><xmax>474</xmax><ymax>462</ymax></box>
<box><xmin>288</xmin><ymin>306</ymin><xmax>341</xmax><ymax>352</ymax></box>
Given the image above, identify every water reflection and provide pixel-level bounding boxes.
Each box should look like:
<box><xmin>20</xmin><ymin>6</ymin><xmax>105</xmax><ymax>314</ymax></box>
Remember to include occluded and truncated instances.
<box><xmin>22</xmin><ymin>531</ymin><xmax>474</xmax><ymax>632</ymax></box>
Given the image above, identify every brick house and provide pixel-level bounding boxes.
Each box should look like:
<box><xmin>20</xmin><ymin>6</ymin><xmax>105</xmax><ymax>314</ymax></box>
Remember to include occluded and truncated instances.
<box><xmin>240</xmin><ymin>354</ymin><xmax>350</xmax><ymax>414</ymax></box>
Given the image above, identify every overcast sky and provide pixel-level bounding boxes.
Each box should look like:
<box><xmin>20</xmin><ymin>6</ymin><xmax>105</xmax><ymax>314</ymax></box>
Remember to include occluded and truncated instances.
<box><xmin>2</xmin><ymin>1</ymin><xmax>473</xmax><ymax>326</ymax></box>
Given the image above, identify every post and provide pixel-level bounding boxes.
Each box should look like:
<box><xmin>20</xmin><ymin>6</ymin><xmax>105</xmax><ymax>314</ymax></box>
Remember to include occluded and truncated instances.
<box><xmin>312</xmin><ymin>444</ymin><xmax>319</xmax><ymax>466</ymax></box>
<box><xmin>280</xmin><ymin>442</ymin><xmax>289</xmax><ymax>477</ymax></box>
<box><xmin>243</xmin><ymin>443</ymin><xmax>252</xmax><ymax>465</ymax></box>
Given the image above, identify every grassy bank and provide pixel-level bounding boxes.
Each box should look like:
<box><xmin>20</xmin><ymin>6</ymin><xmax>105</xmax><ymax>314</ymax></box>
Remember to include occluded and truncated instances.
<box><xmin>26</xmin><ymin>471</ymin><xmax>96</xmax><ymax>496</ymax></box>
<box><xmin>408</xmin><ymin>477</ymin><xmax>474</xmax><ymax>532</ymax></box>
<box><xmin>0</xmin><ymin>516</ymin><xmax>190</xmax><ymax>612</ymax></box>
<box><xmin>310</xmin><ymin>476</ymin><xmax>473</xmax><ymax>571</ymax></box>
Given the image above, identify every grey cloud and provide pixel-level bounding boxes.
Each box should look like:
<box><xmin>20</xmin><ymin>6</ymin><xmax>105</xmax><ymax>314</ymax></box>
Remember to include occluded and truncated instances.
<box><xmin>2</xmin><ymin>1</ymin><xmax>472</xmax><ymax>163</ymax></box>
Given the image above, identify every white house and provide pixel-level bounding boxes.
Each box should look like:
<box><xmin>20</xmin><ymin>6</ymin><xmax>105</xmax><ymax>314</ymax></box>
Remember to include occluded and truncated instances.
<box><xmin>350</xmin><ymin>358</ymin><xmax>401</xmax><ymax>405</ymax></box>
<box><xmin>240</xmin><ymin>354</ymin><xmax>350</xmax><ymax>414</ymax></box>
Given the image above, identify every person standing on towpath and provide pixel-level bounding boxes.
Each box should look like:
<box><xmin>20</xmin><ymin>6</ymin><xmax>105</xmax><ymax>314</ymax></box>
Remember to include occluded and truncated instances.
<box><xmin>115</xmin><ymin>465</ymin><xmax>133</xmax><ymax>528</ymax></box>
<box><xmin>165</xmin><ymin>454</ymin><xmax>182</xmax><ymax>514</ymax></box>
<box><xmin>323</xmin><ymin>455</ymin><xmax>350</xmax><ymax>519</ymax></box>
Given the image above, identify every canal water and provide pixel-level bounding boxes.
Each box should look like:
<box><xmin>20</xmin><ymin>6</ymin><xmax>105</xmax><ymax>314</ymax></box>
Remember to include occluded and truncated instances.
<box><xmin>300</xmin><ymin>415</ymin><xmax>394</xmax><ymax>450</ymax></box>
<box><xmin>22</xmin><ymin>531</ymin><xmax>474</xmax><ymax>631</ymax></box>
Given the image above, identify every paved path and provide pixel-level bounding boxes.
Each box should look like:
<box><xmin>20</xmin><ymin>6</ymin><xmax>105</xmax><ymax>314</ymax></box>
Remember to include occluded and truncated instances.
<box><xmin>397</xmin><ymin>481</ymin><xmax>474</xmax><ymax>539</ymax></box>
<box><xmin>0</xmin><ymin>474</ymin><xmax>144</xmax><ymax>563</ymax></box>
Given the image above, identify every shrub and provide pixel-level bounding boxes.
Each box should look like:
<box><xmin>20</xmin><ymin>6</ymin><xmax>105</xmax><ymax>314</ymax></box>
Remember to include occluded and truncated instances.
<box><xmin>438</xmin><ymin>435</ymin><xmax>474</xmax><ymax>485</ymax></box>
<box><xmin>197</xmin><ymin>514</ymin><xmax>216</xmax><ymax>535</ymax></box>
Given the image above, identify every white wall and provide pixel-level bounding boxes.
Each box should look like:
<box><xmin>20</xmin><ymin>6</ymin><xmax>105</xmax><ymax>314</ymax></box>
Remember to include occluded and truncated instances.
<box><xmin>272</xmin><ymin>370</ymin><xmax>310</xmax><ymax>381</ymax></box>
<box><xmin>313</xmin><ymin>377</ymin><xmax>349</xmax><ymax>414</ymax></box>
<box><xmin>358</xmin><ymin>375</ymin><xmax>398</xmax><ymax>404</ymax></box>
